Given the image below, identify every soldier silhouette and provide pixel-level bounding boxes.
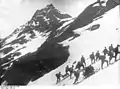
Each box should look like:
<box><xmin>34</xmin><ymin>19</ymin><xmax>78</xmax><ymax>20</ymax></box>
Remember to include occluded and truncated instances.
<box><xmin>95</xmin><ymin>50</ymin><xmax>100</xmax><ymax>61</ymax></box>
<box><xmin>90</xmin><ymin>52</ymin><xmax>95</xmax><ymax>64</ymax></box>
<box><xmin>114</xmin><ymin>45</ymin><xmax>120</xmax><ymax>61</ymax></box>
<box><xmin>109</xmin><ymin>44</ymin><xmax>114</xmax><ymax>52</ymax></box>
<box><xmin>56</xmin><ymin>72</ymin><xmax>61</xmax><ymax>84</ymax></box>
<box><xmin>69</xmin><ymin>65</ymin><xmax>74</xmax><ymax>79</ymax></box>
<box><xmin>103</xmin><ymin>47</ymin><xmax>109</xmax><ymax>56</ymax></box>
<box><xmin>73</xmin><ymin>69</ymin><xmax>80</xmax><ymax>84</ymax></box>
<box><xmin>81</xmin><ymin>55</ymin><xmax>86</xmax><ymax>67</ymax></box>
<box><xmin>65</xmin><ymin>65</ymin><xmax>69</xmax><ymax>76</ymax></box>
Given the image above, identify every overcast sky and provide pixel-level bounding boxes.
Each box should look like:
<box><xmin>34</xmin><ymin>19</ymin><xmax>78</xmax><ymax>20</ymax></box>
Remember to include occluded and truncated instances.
<box><xmin>0</xmin><ymin>0</ymin><xmax>98</xmax><ymax>38</ymax></box>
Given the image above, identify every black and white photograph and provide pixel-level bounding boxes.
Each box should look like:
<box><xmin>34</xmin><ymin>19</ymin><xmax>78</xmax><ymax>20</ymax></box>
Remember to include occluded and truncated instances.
<box><xmin>0</xmin><ymin>0</ymin><xmax>120</xmax><ymax>87</ymax></box>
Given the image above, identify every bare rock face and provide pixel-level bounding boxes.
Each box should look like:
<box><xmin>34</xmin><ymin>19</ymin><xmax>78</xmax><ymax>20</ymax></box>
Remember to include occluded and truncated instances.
<box><xmin>106</xmin><ymin>0</ymin><xmax>120</xmax><ymax>11</ymax></box>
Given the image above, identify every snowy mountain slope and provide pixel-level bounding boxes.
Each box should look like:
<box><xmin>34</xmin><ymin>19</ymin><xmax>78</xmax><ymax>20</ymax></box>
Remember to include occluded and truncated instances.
<box><xmin>0</xmin><ymin>0</ymin><xmax>120</xmax><ymax>85</ymax></box>
<box><xmin>0</xmin><ymin>4</ymin><xmax>72</xmax><ymax>85</ymax></box>
<box><xmin>0</xmin><ymin>4</ymin><xmax>72</xmax><ymax>62</ymax></box>
<box><xmin>28</xmin><ymin>5</ymin><xmax>120</xmax><ymax>85</ymax></box>
<box><xmin>61</xmin><ymin>5</ymin><xmax>120</xmax><ymax>62</ymax></box>
<box><xmin>79</xmin><ymin>61</ymin><xmax>120</xmax><ymax>85</ymax></box>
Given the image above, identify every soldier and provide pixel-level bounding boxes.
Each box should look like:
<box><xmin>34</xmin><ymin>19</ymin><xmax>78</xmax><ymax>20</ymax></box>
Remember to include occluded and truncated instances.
<box><xmin>103</xmin><ymin>47</ymin><xmax>109</xmax><ymax>56</ymax></box>
<box><xmin>108</xmin><ymin>50</ymin><xmax>114</xmax><ymax>64</ymax></box>
<box><xmin>114</xmin><ymin>45</ymin><xmax>120</xmax><ymax>61</ymax></box>
<box><xmin>95</xmin><ymin>50</ymin><xmax>100</xmax><ymax>61</ymax></box>
<box><xmin>90</xmin><ymin>52</ymin><xmax>95</xmax><ymax>64</ymax></box>
<box><xmin>109</xmin><ymin>44</ymin><xmax>114</xmax><ymax>52</ymax></box>
<box><xmin>65</xmin><ymin>65</ymin><xmax>69</xmax><ymax>76</ymax></box>
<box><xmin>81</xmin><ymin>55</ymin><xmax>86</xmax><ymax>67</ymax></box>
<box><xmin>56</xmin><ymin>72</ymin><xmax>61</xmax><ymax>84</ymax></box>
<box><xmin>69</xmin><ymin>65</ymin><xmax>74</xmax><ymax>79</ymax></box>
<box><xmin>73</xmin><ymin>69</ymin><xmax>80</xmax><ymax>84</ymax></box>
<box><xmin>75</xmin><ymin>61</ymin><xmax>84</xmax><ymax>70</ymax></box>
<box><xmin>99</xmin><ymin>55</ymin><xmax>108</xmax><ymax>69</ymax></box>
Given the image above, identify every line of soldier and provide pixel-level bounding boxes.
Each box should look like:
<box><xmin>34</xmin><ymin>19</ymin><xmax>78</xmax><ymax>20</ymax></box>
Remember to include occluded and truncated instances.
<box><xmin>56</xmin><ymin>44</ymin><xmax>120</xmax><ymax>84</ymax></box>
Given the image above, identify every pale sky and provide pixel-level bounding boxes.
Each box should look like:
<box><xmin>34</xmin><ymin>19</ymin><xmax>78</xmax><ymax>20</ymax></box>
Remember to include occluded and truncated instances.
<box><xmin>0</xmin><ymin>0</ymin><xmax>98</xmax><ymax>38</ymax></box>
